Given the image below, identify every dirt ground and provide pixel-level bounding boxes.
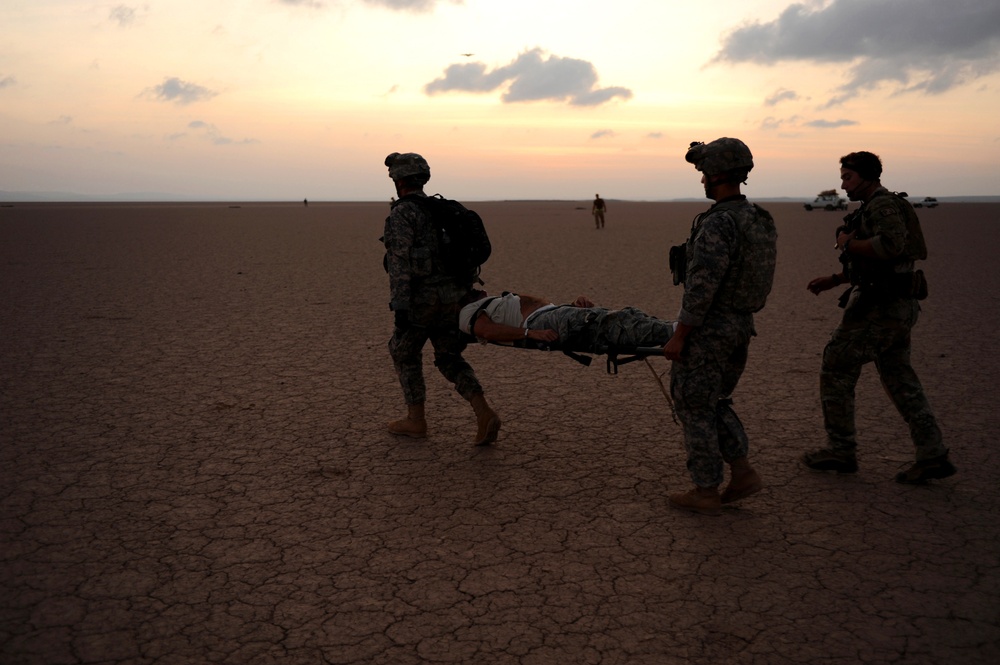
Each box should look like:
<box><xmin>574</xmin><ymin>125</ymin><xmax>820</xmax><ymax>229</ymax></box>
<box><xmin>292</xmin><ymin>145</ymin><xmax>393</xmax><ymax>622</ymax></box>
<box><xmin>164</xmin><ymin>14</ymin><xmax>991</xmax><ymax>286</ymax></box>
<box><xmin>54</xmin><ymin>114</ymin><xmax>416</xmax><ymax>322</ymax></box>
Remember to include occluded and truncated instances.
<box><xmin>2</xmin><ymin>200</ymin><xmax>998</xmax><ymax>664</ymax></box>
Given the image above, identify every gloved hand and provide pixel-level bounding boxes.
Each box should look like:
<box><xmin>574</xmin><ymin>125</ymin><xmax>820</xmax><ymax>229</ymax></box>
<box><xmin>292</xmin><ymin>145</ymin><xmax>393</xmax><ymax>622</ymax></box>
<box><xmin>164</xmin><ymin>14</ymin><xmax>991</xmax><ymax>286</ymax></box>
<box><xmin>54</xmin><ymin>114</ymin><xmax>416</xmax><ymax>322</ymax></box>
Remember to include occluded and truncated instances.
<box><xmin>394</xmin><ymin>309</ymin><xmax>410</xmax><ymax>330</ymax></box>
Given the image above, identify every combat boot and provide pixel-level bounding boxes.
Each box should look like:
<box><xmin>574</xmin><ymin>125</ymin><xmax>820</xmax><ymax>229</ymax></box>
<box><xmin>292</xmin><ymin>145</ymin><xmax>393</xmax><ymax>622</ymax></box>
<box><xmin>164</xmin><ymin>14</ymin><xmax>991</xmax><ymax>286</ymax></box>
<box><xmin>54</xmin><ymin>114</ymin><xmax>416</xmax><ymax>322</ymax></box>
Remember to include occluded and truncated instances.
<box><xmin>802</xmin><ymin>447</ymin><xmax>858</xmax><ymax>473</ymax></box>
<box><xmin>895</xmin><ymin>453</ymin><xmax>957</xmax><ymax>484</ymax></box>
<box><xmin>721</xmin><ymin>457</ymin><xmax>763</xmax><ymax>504</ymax></box>
<box><xmin>469</xmin><ymin>392</ymin><xmax>501</xmax><ymax>446</ymax></box>
<box><xmin>668</xmin><ymin>486</ymin><xmax>722</xmax><ymax>516</ymax></box>
<box><xmin>388</xmin><ymin>403</ymin><xmax>427</xmax><ymax>439</ymax></box>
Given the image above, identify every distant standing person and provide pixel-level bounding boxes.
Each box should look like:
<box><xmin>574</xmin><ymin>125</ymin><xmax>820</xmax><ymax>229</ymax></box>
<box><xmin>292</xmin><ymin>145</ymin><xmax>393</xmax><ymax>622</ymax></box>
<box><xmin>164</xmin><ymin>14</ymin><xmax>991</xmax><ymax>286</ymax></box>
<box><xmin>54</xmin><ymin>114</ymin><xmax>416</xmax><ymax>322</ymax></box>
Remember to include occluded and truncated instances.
<box><xmin>664</xmin><ymin>138</ymin><xmax>777</xmax><ymax>515</ymax></box>
<box><xmin>381</xmin><ymin>152</ymin><xmax>501</xmax><ymax>446</ymax></box>
<box><xmin>803</xmin><ymin>151</ymin><xmax>955</xmax><ymax>483</ymax></box>
<box><xmin>592</xmin><ymin>194</ymin><xmax>606</xmax><ymax>229</ymax></box>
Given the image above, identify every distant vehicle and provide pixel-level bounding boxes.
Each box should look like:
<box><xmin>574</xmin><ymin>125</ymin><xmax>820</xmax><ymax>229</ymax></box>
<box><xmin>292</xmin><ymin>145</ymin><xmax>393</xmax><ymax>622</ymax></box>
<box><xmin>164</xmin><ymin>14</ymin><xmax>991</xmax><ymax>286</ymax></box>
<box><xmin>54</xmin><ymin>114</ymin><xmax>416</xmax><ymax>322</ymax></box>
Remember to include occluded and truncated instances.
<box><xmin>912</xmin><ymin>196</ymin><xmax>939</xmax><ymax>208</ymax></box>
<box><xmin>804</xmin><ymin>190</ymin><xmax>848</xmax><ymax>211</ymax></box>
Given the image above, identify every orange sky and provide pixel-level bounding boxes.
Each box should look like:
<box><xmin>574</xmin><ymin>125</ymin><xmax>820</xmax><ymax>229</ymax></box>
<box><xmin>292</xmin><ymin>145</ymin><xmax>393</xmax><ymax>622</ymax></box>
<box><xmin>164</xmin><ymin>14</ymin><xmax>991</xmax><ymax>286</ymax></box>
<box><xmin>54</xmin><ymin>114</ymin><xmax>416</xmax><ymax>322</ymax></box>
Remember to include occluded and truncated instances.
<box><xmin>2</xmin><ymin>0</ymin><xmax>998</xmax><ymax>200</ymax></box>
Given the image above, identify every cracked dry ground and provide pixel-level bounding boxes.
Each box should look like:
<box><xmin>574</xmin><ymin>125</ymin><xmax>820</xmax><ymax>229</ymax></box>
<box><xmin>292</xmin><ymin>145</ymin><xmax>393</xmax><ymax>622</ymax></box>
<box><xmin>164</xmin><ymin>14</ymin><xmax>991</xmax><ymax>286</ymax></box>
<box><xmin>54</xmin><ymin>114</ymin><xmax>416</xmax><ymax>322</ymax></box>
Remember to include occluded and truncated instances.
<box><xmin>2</xmin><ymin>202</ymin><xmax>998</xmax><ymax>664</ymax></box>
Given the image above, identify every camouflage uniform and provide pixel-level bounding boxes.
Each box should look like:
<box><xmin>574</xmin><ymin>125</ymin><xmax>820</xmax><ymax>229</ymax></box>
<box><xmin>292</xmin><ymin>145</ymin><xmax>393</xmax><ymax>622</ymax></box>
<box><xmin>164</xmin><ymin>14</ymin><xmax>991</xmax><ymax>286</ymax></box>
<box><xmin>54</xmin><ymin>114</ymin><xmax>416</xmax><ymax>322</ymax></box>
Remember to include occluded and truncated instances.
<box><xmin>529</xmin><ymin>306</ymin><xmax>674</xmax><ymax>350</ymax></box>
<box><xmin>671</xmin><ymin>197</ymin><xmax>776</xmax><ymax>488</ymax></box>
<box><xmin>821</xmin><ymin>187</ymin><xmax>944</xmax><ymax>461</ymax></box>
<box><xmin>384</xmin><ymin>196</ymin><xmax>483</xmax><ymax>404</ymax></box>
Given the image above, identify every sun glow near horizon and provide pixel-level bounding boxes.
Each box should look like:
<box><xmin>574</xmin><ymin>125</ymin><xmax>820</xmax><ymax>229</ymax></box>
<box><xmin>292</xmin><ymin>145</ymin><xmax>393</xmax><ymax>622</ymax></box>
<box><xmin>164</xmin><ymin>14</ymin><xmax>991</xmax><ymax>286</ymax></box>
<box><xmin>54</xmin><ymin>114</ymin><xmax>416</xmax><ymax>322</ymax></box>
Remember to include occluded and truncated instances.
<box><xmin>1</xmin><ymin>0</ymin><xmax>999</xmax><ymax>201</ymax></box>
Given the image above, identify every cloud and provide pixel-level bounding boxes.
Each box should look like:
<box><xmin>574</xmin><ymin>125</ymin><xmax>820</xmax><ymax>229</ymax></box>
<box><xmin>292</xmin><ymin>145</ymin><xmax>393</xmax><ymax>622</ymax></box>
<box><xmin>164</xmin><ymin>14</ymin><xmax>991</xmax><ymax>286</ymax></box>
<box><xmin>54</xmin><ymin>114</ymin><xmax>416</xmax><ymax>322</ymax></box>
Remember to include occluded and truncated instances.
<box><xmin>361</xmin><ymin>0</ymin><xmax>463</xmax><ymax>12</ymax></box>
<box><xmin>144</xmin><ymin>77</ymin><xmax>218</xmax><ymax>105</ymax></box>
<box><xmin>109</xmin><ymin>5</ymin><xmax>138</xmax><ymax>27</ymax></box>
<box><xmin>804</xmin><ymin>118</ymin><xmax>858</xmax><ymax>129</ymax></box>
<box><xmin>425</xmin><ymin>48</ymin><xmax>633</xmax><ymax>107</ymax></box>
<box><xmin>714</xmin><ymin>0</ymin><xmax>1000</xmax><ymax>104</ymax></box>
<box><xmin>764</xmin><ymin>88</ymin><xmax>799</xmax><ymax>106</ymax></box>
<box><xmin>187</xmin><ymin>120</ymin><xmax>258</xmax><ymax>145</ymax></box>
<box><xmin>0</xmin><ymin>75</ymin><xmax>16</xmax><ymax>89</ymax></box>
<box><xmin>591</xmin><ymin>130</ymin><xmax>616</xmax><ymax>140</ymax></box>
<box><xmin>276</xmin><ymin>0</ymin><xmax>325</xmax><ymax>8</ymax></box>
<box><xmin>48</xmin><ymin>116</ymin><xmax>73</xmax><ymax>125</ymax></box>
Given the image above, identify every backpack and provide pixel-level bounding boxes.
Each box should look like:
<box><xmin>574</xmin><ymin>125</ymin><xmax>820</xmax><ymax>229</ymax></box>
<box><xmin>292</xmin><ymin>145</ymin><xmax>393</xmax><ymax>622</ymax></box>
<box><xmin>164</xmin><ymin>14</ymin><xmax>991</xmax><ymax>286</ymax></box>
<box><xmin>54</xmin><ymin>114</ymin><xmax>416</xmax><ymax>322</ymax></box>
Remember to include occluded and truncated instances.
<box><xmin>411</xmin><ymin>194</ymin><xmax>492</xmax><ymax>282</ymax></box>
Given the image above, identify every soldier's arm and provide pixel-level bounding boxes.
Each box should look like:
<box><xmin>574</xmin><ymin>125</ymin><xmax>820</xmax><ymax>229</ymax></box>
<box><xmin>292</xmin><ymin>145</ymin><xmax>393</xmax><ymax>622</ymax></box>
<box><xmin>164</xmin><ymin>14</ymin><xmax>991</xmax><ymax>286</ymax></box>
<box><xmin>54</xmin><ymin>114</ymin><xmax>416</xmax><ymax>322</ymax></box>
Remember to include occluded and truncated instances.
<box><xmin>384</xmin><ymin>205</ymin><xmax>418</xmax><ymax>310</ymax></box>
<box><xmin>835</xmin><ymin>229</ymin><xmax>879</xmax><ymax>259</ymax></box>
<box><xmin>678</xmin><ymin>214</ymin><xmax>735</xmax><ymax>326</ymax></box>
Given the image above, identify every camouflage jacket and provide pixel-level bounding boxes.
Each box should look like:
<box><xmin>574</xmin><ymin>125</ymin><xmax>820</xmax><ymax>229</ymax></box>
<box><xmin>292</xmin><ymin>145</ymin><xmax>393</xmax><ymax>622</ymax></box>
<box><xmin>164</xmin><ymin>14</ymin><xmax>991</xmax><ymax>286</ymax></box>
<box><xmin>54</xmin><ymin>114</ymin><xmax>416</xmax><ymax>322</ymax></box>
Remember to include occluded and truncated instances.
<box><xmin>383</xmin><ymin>194</ymin><xmax>470</xmax><ymax>311</ymax></box>
<box><xmin>679</xmin><ymin>196</ymin><xmax>777</xmax><ymax>326</ymax></box>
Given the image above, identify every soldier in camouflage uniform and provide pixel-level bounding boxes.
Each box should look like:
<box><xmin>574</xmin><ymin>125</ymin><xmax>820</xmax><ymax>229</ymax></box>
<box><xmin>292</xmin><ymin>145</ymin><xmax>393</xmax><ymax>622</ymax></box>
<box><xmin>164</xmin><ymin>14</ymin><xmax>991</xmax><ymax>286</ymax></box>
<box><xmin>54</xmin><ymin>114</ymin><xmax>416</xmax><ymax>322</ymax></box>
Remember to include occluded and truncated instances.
<box><xmin>664</xmin><ymin>138</ymin><xmax>778</xmax><ymax>515</ymax></box>
<box><xmin>457</xmin><ymin>291</ymin><xmax>676</xmax><ymax>349</ymax></box>
<box><xmin>804</xmin><ymin>151</ymin><xmax>955</xmax><ymax>483</ymax></box>
<box><xmin>382</xmin><ymin>152</ymin><xmax>501</xmax><ymax>446</ymax></box>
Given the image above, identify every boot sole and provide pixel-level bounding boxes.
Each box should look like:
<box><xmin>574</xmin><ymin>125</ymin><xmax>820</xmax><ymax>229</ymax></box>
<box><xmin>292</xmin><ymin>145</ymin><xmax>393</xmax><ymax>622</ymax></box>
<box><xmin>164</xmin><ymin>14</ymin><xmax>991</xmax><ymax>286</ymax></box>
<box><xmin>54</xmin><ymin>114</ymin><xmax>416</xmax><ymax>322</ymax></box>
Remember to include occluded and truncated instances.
<box><xmin>721</xmin><ymin>480</ymin><xmax>763</xmax><ymax>504</ymax></box>
<box><xmin>668</xmin><ymin>498</ymin><xmax>722</xmax><ymax>516</ymax></box>
<box><xmin>895</xmin><ymin>464</ymin><xmax>957</xmax><ymax>484</ymax></box>
<box><xmin>388</xmin><ymin>429</ymin><xmax>427</xmax><ymax>439</ymax></box>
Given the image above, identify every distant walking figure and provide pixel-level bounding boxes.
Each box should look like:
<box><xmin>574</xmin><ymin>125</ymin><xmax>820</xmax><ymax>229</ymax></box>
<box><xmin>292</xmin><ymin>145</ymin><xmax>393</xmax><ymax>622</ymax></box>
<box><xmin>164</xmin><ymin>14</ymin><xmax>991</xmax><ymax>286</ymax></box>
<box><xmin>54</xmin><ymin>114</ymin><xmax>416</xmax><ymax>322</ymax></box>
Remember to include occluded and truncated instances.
<box><xmin>592</xmin><ymin>194</ymin><xmax>606</xmax><ymax>229</ymax></box>
<box><xmin>303</xmin><ymin>198</ymin><xmax>308</xmax><ymax>207</ymax></box>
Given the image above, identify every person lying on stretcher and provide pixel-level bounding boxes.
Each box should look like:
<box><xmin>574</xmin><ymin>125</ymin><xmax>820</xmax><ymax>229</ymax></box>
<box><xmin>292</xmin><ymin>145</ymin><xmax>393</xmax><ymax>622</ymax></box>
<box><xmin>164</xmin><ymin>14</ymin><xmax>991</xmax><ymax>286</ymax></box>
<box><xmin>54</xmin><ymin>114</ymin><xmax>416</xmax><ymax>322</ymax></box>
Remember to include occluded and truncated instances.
<box><xmin>458</xmin><ymin>290</ymin><xmax>676</xmax><ymax>353</ymax></box>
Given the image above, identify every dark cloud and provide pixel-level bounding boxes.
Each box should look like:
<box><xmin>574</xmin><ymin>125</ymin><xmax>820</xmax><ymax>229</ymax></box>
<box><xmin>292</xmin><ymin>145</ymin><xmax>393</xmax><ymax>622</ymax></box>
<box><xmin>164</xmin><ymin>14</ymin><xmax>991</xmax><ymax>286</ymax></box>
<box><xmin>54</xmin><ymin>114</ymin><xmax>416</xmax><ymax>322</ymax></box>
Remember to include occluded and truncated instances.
<box><xmin>109</xmin><ymin>5</ymin><xmax>137</xmax><ymax>27</ymax></box>
<box><xmin>590</xmin><ymin>130</ymin><xmax>616</xmax><ymax>139</ymax></box>
<box><xmin>187</xmin><ymin>120</ymin><xmax>258</xmax><ymax>146</ymax></box>
<box><xmin>425</xmin><ymin>48</ymin><xmax>633</xmax><ymax>107</ymax></box>
<box><xmin>0</xmin><ymin>75</ymin><xmax>16</xmax><ymax>89</ymax></box>
<box><xmin>361</xmin><ymin>0</ymin><xmax>463</xmax><ymax>12</ymax></box>
<box><xmin>764</xmin><ymin>88</ymin><xmax>799</xmax><ymax>106</ymax></box>
<box><xmin>276</xmin><ymin>0</ymin><xmax>325</xmax><ymax>8</ymax></box>
<box><xmin>715</xmin><ymin>0</ymin><xmax>1000</xmax><ymax>104</ymax></box>
<box><xmin>145</xmin><ymin>78</ymin><xmax>218</xmax><ymax>105</ymax></box>
<box><xmin>804</xmin><ymin>118</ymin><xmax>858</xmax><ymax>129</ymax></box>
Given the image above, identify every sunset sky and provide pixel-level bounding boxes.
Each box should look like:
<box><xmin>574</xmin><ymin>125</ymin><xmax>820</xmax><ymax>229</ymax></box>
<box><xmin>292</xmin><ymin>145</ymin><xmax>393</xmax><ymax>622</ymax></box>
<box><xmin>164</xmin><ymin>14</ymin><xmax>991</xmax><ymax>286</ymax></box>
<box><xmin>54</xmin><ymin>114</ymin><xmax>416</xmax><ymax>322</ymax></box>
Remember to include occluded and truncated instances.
<box><xmin>2</xmin><ymin>0</ymin><xmax>999</xmax><ymax>201</ymax></box>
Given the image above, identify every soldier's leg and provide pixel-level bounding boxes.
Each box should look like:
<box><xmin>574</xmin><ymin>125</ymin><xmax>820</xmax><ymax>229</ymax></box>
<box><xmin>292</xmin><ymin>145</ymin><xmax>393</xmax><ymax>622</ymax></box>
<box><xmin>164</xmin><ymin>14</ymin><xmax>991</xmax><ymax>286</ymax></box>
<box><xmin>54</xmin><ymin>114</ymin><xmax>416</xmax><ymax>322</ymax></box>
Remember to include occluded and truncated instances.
<box><xmin>671</xmin><ymin>347</ymin><xmax>726</xmax><ymax>489</ymax></box>
<box><xmin>602</xmin><ymin>308</ymin><xmax>675</xmax><ymax>348</ymax></box>
<box><xmin>388</xmin><ymin>326</ymin><xmax>429</xmax><ymax>404</ymax></box>
<box><xmin>716</xmin><ymin>341</ymin><xmax>749</xmax><ymax>463</ymax></box>
<box><xmin>387</xmin><ymin>326</ymin><xmax>430</xmax><ymax>438</ymax></box>
<box><xmin>819</xmin><ymin>326</ymin><xmax>869</xmax><ymax>456</ymax></box>
<box><xmin>428</xmin><ymin>323</ymin><xmax>483</xmax><ymax>399</ymax></box>
<box><xmin>874</xmin><ymin>325</ymin><xmax>945</xmax><ymax>461</ymax></box>
<box><xmin>429</xmin><ymin>323</ymin><xmax>500</xmax><ymax>446</ymax></box>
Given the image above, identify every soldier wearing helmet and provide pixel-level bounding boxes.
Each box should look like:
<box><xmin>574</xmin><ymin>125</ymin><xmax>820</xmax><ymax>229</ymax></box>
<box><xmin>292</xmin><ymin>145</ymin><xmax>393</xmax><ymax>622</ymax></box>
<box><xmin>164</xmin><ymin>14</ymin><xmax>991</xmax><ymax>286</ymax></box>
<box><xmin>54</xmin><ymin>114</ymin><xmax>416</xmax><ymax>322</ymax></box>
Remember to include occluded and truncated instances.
<box><xmin>664</xmin><ymin>137</ymin><xmax>777</xmax><ymax>515</ymax></box>
<box><xmin>803</xmin><ymin>151</ymin><xmax>955</xmax><ymax>484</ymax></box>
<box><xmin>381</xmin><ymin>152</ymin><xmax>501</xmax><ymax>447</ymax></box>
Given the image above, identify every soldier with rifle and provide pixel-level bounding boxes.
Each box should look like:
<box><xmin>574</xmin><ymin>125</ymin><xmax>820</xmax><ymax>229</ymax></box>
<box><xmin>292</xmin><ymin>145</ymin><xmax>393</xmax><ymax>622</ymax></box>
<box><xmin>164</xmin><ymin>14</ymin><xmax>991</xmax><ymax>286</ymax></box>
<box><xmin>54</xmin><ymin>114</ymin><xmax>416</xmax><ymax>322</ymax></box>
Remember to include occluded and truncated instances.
<box><xmin>804</xmin><ymin>151</ymin><xmax>955</xmax><ymax>484</ymax></box>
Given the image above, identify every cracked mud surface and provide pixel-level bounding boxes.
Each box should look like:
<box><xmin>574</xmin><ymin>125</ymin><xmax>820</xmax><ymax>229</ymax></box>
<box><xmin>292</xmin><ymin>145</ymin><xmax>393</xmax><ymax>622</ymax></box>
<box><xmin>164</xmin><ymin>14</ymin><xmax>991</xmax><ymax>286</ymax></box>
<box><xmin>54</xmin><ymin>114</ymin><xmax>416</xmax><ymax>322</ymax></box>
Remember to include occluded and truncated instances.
<box><xmin>2</xmin><ymin>202</ymin><xmax>998</xmax><ymax>664</ymax></box>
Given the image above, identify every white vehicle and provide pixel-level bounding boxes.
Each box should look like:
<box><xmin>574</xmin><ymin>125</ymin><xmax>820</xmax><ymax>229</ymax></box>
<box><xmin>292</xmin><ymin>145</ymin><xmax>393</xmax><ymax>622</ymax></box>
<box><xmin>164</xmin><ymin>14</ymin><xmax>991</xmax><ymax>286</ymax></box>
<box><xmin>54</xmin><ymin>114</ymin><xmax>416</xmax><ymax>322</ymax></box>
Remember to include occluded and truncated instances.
<box><xmin>913</xmin><ymin>196</ymin><xmax>939</xmax><ymax>208</ymax></box>
<box><xmin>804</xmin><ymin>190</ymin><xmax>848</xmax><ymax>211</ymax></box>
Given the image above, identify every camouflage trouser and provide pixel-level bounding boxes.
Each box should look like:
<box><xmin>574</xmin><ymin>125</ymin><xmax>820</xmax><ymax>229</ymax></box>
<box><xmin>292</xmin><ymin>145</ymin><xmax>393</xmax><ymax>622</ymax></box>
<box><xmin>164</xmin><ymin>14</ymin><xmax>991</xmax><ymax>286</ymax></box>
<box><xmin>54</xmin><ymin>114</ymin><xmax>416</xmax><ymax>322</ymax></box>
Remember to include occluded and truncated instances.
<box><xmin>529</xmin><ymin>306</ymin><xmax>674</xmax><ymax>351</ymax></box>
<box><xmin>821</xmin><ymin>295</ymin><xmax>944</xmax><ymax>460</ymax></box>
<box><xmin>670</xmin><ymin>315</ymin><xmax>753</xmax><ymax>488</ymax></box>
<box><xmin>388</xmin><ymin>300</ymin><xmax>483</xmax><ymax>405</ymax></box>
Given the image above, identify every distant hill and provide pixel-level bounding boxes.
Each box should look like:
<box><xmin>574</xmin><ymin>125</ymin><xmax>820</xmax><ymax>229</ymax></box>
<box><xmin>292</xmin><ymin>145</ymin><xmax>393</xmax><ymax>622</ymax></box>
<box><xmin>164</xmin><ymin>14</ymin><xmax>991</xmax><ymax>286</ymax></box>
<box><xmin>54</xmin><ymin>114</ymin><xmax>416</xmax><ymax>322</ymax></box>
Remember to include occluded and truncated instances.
<box><xmin>2</xmin><ymin>191</ymin><xmax>999</xmax><ymax>204</ymax></box>
<box><xmin>0</xmin><ymin>190</ymin><xmax>188</xmax><ymax>202</ymax></box>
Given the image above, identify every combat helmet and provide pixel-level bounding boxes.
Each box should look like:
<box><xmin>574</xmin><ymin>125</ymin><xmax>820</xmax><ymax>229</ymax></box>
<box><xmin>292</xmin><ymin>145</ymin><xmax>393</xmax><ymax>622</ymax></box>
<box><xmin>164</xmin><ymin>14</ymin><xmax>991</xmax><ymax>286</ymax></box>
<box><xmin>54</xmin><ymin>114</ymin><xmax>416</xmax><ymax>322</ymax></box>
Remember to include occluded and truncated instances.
<box><xmin>385</xmin><ymin>152</ymin><xmax>431</xmax><ymax>181</ymax></box>
<box><xmin>685</xmin><ymin>138</ymin><xmax>753</xmax><ymax>177</ymax></box>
